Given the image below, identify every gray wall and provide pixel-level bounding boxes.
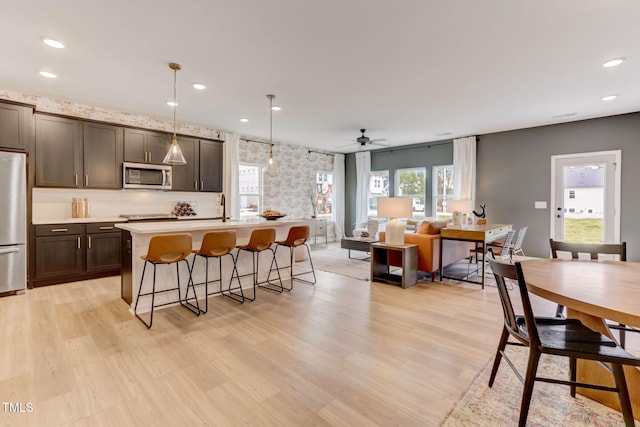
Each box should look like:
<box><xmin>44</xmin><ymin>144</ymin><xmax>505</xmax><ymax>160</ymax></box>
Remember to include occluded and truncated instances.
<box><xmin>345</xmin><ymin>112</ymin><xmax>640</xmax><ymax>260</ymax></box>
<box><xmin>345</xmin><ymin>142</ymin><xmax>453</xmax><ymax>234</ymax></box>
<box><xmin>477</xmin><ymin>112</ymin><xmax>640</xmax><ymax>260</ymax></box>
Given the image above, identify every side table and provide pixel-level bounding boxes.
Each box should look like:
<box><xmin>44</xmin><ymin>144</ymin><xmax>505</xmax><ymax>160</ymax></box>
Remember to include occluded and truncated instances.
<box><xmin>370</xmin><ymin>243</ymin><xmax>418</xmax><ymax>288</ymax></box>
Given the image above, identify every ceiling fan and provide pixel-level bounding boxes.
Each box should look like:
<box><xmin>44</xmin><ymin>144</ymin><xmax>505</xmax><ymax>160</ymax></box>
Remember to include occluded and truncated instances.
<box><xmin>339</xmin><ymin>129</ymin><xmax>389</xmax><ymax>149</ymax></box>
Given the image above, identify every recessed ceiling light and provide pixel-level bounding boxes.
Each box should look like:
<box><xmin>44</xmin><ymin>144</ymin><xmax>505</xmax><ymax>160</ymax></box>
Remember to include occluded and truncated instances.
<box><xmin>601</xmin><ymin>94</ymin><xmax>618</xmax><ymax>102</ymax></box>
<box><xmin>166</xmin><ymin>101</ymin><xmax>178</xmax><ymax>107</ymax></box>
<box><xmin>39</xmin><ymin>71</ymin><xmax>57</xmax><ymax>79</ymax></box>
<box><xmin>239</xmin><ymin>118</ymin><xmax>249</xmax><ymax>123</ymax></box>
<box><xmin>271</xmin><ymin>106</ymin><xmax>281</xmax><ymax>111</ymax></box>
<box><xmin>193</xmin><ymin>83</ymin><xmax>205</xmax><ymax>90</ymax></box>
<box><xmin>602</xmin><ymin>57</ymin><xmax>625</xmax><ymax>68</ymax></box>
<box><xmin>43</xmin><ymin>38</ymin><xmax>65</xmax><ymax>49</ymax></box>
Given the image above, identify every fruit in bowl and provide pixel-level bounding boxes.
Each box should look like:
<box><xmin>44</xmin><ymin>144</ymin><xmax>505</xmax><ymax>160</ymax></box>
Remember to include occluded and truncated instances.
<box><xmin>260</xmin><ymin>209</ymin><xmax>286</xmax><ymax>220</ymax></box>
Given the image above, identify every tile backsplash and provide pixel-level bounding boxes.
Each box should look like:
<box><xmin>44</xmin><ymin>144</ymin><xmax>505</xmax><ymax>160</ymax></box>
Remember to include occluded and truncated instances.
<box><xmin>32</xmin><ymin>188</ymin><xmax>222</xmax><ymax>221</ymax></box>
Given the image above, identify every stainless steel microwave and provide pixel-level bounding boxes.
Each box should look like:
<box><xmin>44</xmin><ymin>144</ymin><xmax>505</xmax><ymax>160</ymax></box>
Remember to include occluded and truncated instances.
<box><xmin>122</xmin><ymin>162</ymin><xmax>172</xmax><ymax>190</ymax></box>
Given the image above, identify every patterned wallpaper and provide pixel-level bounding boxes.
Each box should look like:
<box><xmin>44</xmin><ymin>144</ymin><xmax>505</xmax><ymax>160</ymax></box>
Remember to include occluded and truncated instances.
<box><xmin>240</xmin><ymin>141</ymin><xmax>334</xmax><ymax>219</ymax></box>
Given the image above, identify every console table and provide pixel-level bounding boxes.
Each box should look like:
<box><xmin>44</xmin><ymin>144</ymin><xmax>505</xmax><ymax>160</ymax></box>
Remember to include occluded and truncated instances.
<box><xmin>439</xmin><ymin>224</ymin><xmax>513</xmax><ymax>288</ymax></box>
<box><xmin>370</xmin><ymin>242</ymin><xmax>418</xmax><ymax>288</ymax></box>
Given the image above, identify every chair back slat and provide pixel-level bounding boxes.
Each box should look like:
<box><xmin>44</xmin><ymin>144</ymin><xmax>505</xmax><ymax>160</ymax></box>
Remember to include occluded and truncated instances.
<box><xmin>549</xmin><ymin>239</ymin><xmax>626</xmax><ymax>261</ymax></box>
<box><xmin>512</xmin><ymin>226</ymin><xmax>528</xmax><ymax>253</ymax></box>
<box><xmin>488</xmin><ymin>258</ymin><xmax>540</xmax><ymax>347</ymax></box>
<box><xmin>499</xmin><ymin>230</ymin><xmax>515</xmax><ymax>258</ymax></box>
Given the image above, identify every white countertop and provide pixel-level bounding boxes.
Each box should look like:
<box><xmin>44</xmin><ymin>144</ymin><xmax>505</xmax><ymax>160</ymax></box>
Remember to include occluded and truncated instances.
<box><xmin>33</xmin><ymin>217</ymin><xmax>128</xmax><ymax>225</ymax></box>
<box><xmin>115</xmin><ymin>218</ymin><xmax>306</xmax><ymax>234</ymax></box>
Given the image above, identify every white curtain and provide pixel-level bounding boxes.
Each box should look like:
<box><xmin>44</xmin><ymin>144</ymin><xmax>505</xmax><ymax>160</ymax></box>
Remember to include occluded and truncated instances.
<box><xmin>453</xmin><ymin>136</ymin><xmax>477</xmax><ymax>205</ymax></box>
<box><xmin>223</xmin><ymin>132</ymin><xmax>240</xmax><ymax>220</ymax></box>
<box><xmin>333</xmin><ymin>154</ymin><xmax>345</xmax><ymax>238</ymax></box>
<box><xmin>355</xmin><ymin>151</ymin><xmax>371</xmax><ymax>226</ymax></box>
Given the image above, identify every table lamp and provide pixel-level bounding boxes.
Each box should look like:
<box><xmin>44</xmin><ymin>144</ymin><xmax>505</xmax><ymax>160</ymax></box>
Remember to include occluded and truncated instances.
<box><xmin>378</xmin><ymin>197</ymin><xmax>413</xmax><ymax>245</ymax></box>
<box><xmin>448</xmin><ymin>199</ymin><xmax>473</xmax><ymax>226</ymax></box>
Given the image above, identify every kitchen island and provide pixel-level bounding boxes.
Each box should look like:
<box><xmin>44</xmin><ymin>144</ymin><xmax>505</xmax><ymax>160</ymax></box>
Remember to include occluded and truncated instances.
<box><xmin>116</xmin><ymin>218</ymin><xmax>307</xmax><ymax>313</ymax></box>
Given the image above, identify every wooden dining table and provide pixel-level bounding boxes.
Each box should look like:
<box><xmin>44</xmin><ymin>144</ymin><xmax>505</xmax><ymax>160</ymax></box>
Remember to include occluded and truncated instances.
<box><xmin>519</xmin><ymin>258</ymin><xmax>640</xmax><ymax>419</ymax></box>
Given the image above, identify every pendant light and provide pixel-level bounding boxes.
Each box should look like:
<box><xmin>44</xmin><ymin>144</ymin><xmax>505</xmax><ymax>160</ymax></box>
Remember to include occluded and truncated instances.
<box><xmin>163</xmin><ymin>62</ymin><xmax>187</xmax><ymax>165</ymax></box>
<box><xmin>267</xmin><ymin>94</ymin><xmax>275</xmax><ymax>165</ymax></box>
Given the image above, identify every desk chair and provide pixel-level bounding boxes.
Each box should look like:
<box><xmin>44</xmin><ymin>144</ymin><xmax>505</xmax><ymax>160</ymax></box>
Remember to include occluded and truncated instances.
<box><xmin>274</xmin><ymin>225</ymin><xmax>316</xmax><ymax>289</ymax></box>
<box><xmin>468</xmin><ymin>230</ymin><xmax>514</xmax><ymax>278</ymax></box>
<box><xmin>488</xmin><ymin>258</ymin><xmax>640</xmax><ymax>427</ymax></box>
<box><xmin>488</xmin><ymin>226</ymin><xmax>528</xmax><ymax>257</ymax></box>
<box><xmin>236</xmin><ymin>228</ymin><xmax>283</xmax><ymax>301</ymax></box>
<box><xmin>191</xmin><ymin>231</ymin><xmax>244</xmax><ymax>313</ymax></box>
<box><xmin>549</xmin><ymin>239</ymin><xmax>636</xmax><ymax>347</ymax></box>
<box><xmin>134</xmin><ymin>233</ymin><xmax>198</xmax><ymax>328</ymax></box>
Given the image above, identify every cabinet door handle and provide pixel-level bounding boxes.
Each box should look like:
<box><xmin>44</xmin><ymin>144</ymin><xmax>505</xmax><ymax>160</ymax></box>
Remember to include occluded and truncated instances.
<box><xmin>77</xmin><ymin>236</ymin><xmax>81</xmax><ymax>249</ymax></box>
<box><xmin>201</xmin><ymin>180</ymin><xmax>204</xmax><ymax>191</ymax></box>
<box><xmin>84</xmin><ymin>175</ymin><xmax>89</xmax><ymax>187</ymax></box>
<box><xmin>148</xmin><ymin>152</ymin><xmax>151</xmax><ymax>162</ymax></box>
<box><xmin>194</xmin><ymin>180</ymin><xmax>198</xmax><ymax>190</ymax></box>
<box><xmin>88</xmin><ymin>236</ymin><xmax>92</xmax><ymax>249</ymax></box>
<box><xmin>75</xmin><ymin>174</ymin><xmax>78</xmax><ymax>186</ymax></box>
<box><xmin>99</xmin><ymin>226</ymin><xmax>114</xmax><ymax>230</ymax></box>
<box><xmin>51</xmin><ymin>228</ymin><xmax>68</xmax><ymax>232</ymax></box>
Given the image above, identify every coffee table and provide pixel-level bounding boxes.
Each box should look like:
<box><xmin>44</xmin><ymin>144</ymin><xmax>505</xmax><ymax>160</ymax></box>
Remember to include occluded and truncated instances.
<box><xmin>341</xmin><ymin>237</ymin><xmax>378</xmax><ymax>260</ymax></box>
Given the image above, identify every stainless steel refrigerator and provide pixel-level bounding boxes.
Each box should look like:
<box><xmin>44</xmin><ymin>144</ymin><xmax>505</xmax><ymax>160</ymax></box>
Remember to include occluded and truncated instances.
<box><xmin>0</xmin><ymin>151</ymin><xmax>26</xmax><ymax>293</ymax></box>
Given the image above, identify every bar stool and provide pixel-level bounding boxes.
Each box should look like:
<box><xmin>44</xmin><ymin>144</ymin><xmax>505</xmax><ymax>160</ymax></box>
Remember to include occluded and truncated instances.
<box><xmin>134</xmin><ymin>233</ymin><xmax>199</xmax><ymax>329</ymax></box>
<box><xmin>236</xmin><ymin>227</ymin><xmax>283</xmax><ymax>301</ymax></box>
<box><xmin>273</xmin><ymin>225</ymin><xmax>316</xmax><ymax>289</ymax></box>
<box><xmin>191</xmin><ymin>230</ymin><xmax>244</xmax><ymax>313</ymax></box>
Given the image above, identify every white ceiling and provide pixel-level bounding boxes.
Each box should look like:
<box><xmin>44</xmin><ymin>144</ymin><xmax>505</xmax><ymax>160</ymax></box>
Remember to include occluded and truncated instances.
<box><xmin>2</xmin><ymin>1</ymin><xmax>639</xmax><ymax>153</ymax></box>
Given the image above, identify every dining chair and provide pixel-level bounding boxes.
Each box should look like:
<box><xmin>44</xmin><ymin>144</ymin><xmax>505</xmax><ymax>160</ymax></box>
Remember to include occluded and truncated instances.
<box><xmin>488</xmin><ymin>226</ymin><xmax>528</xmax><ymax>258</ymax></box>
<box><xmin>467</xmin><ymin>230</ymin><xmax>514</xmax><ymax>278</ymax></box>
<box><xmin>549</xmin><ymin>239</ymin><xmax>636</xmax><ymax>348</ymax></box>
<box><xmin>487</xmin><ymin>257</ymin><xmax>640</xmax><ymax>427</ymax></box>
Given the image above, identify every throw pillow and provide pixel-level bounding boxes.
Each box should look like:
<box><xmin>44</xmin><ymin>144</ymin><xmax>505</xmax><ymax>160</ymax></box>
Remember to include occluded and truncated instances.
<box><xmin>417</xmin><ymin>220</ymin><xmax>450</xmax><ymax>235</ymax></box>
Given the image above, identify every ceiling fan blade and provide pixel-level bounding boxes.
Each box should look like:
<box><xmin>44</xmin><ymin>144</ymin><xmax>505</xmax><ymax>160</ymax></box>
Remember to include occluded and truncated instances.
<box><xmin>369</xmin><ymin>138</ymin><xmax>387</xmax><ymax>143</ymax></box>
<box><xmin>370</xmin><ymin>141</ymin><xmax>390</xmax><ymax>147</ymax></box>
<box><xmin>336</xmin><ymin>142</ymin><xmax>357</xmax><ymax>148</ymax></box>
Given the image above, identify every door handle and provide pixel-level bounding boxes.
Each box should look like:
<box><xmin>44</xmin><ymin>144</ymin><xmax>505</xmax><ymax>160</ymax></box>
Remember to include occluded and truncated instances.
<box><xmin>88</xmin><ymin>236</ymin><xmax>92</xmax><ymax>249</ymax></box>
<box><xmin>194</xmin><ymin>180</ymin><xmax>198</xmax><ymax>190</ymax></box>
<box><xmin>51</xmin><ymin>228</ymin><xmax>68</xmax><ymax>232</ymax></box>
<box><xmin>75</xmin><ymin>174</ymin><xmax>78</xmax><ymax>186</ymax></box>
<box><xmin>99</xmin><ymin>226</ymin><xmax>114</xmax><ymax>230</ymax></box>
<box><xmin>77</xmin><ymin>237</ymin><xmax>81</xmax><ymax>249</ymax></box>
<box><xmin>85</xmin><ymin>175</ymin><xmax>89</xmax><ymax>187</ymax></box>
<box><xmin>201</xmin><ymin>180</ymin><xmax>204</xmax><ymax>191</ymax></box>
<box><xmin>0</xmin><ymin>247</ymin><xmax>20</xmax><ymax>254</ymax></box>
<box><xmin>148</xmin><ymin>152</ymin><xmax>152</xmax><ymax>163</ymax></box>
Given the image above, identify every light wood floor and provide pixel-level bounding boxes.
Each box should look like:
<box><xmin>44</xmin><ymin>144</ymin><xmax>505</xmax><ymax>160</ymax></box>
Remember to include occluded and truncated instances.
<box><xmin>0</xmin><ymin>268</ymin><xmax>566</xmax><ymax>426</ymax></box>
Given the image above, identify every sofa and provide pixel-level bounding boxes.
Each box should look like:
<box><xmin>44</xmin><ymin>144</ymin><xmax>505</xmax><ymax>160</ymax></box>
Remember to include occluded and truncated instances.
<box><xmin>379</xmin><ymin>220</ymin><xmax>474</xmax><ymax>280</ymax></box>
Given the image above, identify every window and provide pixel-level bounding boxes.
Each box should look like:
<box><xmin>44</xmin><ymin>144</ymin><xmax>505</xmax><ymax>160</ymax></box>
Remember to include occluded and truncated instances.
<box><xmin>239</xmin><ymin>164</ymin><xmax>262</xmax><ymax>216</ymax></box>
<box><xmin>368</xmin><ymin>170</ymin><xmax>389</xmax><ymax>216</ymax></box>
<box><xmin>396</xmin><ymin>167</ymin><xmax>426</xmax><ymax>218</ymax></box>
<box><xmin>569</xmin><ymin>190</ymin><xmax>576</xmax><ymax>199</ymax></box>
<box><xmin>315</xmin><ymin>171</ymin><xmax>333</xmax><ymax>219</ymax></box>
<box><xmin>433</xmin><ymin>165</ymin><xmax>454</xmax><ymax>220</ymax></box>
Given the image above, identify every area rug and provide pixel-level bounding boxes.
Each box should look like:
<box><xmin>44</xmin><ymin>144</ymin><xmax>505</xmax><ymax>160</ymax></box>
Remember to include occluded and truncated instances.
<box><xmin>440</xmin><ymin>346</ymin><xmax>634</xmax><ymax>427</ymax></box>
<box><xmin>310</xmin><ymin>245</ymin><xmax>372</xmax><ymax>281</ymax></box>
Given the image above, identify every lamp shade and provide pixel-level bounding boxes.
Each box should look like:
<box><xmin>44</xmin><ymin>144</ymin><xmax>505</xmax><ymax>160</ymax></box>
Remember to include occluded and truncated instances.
<box><xmin>448</xmin><ymin>199</ymin><xmax>473</xmax><ymax>213</ymax></box>
<box><xmin>378</xmin><ymin>197</ymin><xmax>413</xmax><ymax>219</ymax></box>
<box><xmin>378</xmin><ymin>197</ymin><xmax>412</xmax><ymax>245</ymax></box>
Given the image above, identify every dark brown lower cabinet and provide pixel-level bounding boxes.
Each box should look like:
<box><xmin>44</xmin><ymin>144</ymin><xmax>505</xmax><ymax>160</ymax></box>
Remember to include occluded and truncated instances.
<box><xmin>33</xmin><ymin>223</ymin><xmax>121</xmax><ymax>287</ymax></box>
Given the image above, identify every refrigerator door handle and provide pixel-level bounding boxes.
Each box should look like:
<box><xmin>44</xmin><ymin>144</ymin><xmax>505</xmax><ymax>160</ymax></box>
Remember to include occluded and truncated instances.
<box><xmin>0</xmin><ymin>247</ymin><xmax>20</xmax><ymax>254</ymax></box>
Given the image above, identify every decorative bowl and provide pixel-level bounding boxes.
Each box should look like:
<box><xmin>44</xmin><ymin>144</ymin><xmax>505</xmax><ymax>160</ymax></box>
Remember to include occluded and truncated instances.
<box><xmin>259</xmin><ymin>214</ymin><xmax>286</xmax><ymax>220</ymax></box>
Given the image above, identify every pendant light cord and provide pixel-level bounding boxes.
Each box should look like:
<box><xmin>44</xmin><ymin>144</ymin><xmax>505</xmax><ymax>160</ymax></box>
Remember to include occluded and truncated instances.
<box><xmin>173</xmin><ymin>67</ymin><xmax>177</xmax><ymax>140</ymax></box>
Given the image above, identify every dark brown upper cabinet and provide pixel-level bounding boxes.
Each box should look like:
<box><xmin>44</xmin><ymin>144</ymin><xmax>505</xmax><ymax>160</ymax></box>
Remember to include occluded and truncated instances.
<box><xmin>82</xmin><ymin>122</ymin><xmax>123</xmax><ymax>189</ymax></box>
<box><xmin>124</xmin><ymin>128</ymin><xmax>169</xmax><ymax>164</ymax></box>
<box><xmin>35</xmin><ymin>114</ymin><xmax>123</xmax><ymax>189</ymax></box>
<box><xmin>0</xmin><ymin>102</ymin><xmax>33</xmax><ymax>151</ymax></box>
<box><xmin>171</xmin><ymin>137</ymin><xmax>222</xmax><ymax>192</ymax></box>
<box><xmin>35</xmin><ymin>115</ymin><xmax>82</xmax><ymax>188</ymax></box>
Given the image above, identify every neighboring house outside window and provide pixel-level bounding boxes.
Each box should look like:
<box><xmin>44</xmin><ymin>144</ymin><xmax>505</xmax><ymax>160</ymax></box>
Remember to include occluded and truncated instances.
<box><xmin>315</xmin><ymin>171</ymin><xmax>333</xmax><ymax>219</ymax></box>
<box><xmin>433</xmin><ymin>164</ymin><xmax>454</xmax><ymax>220</ymax></box>
<box><xmin>396</xmin><ymin>167</ymin><xmax>426</xmax><ymax>219</ymax></box>
<box><xmin>368</xmin><ymin>170</ymin><xmax>389</xmax><ymax>217</ymax></box>
<box><xmin>239</xmin><ymin>164</ymin><xmax>262</xmax><ymax>216</ymax></box>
